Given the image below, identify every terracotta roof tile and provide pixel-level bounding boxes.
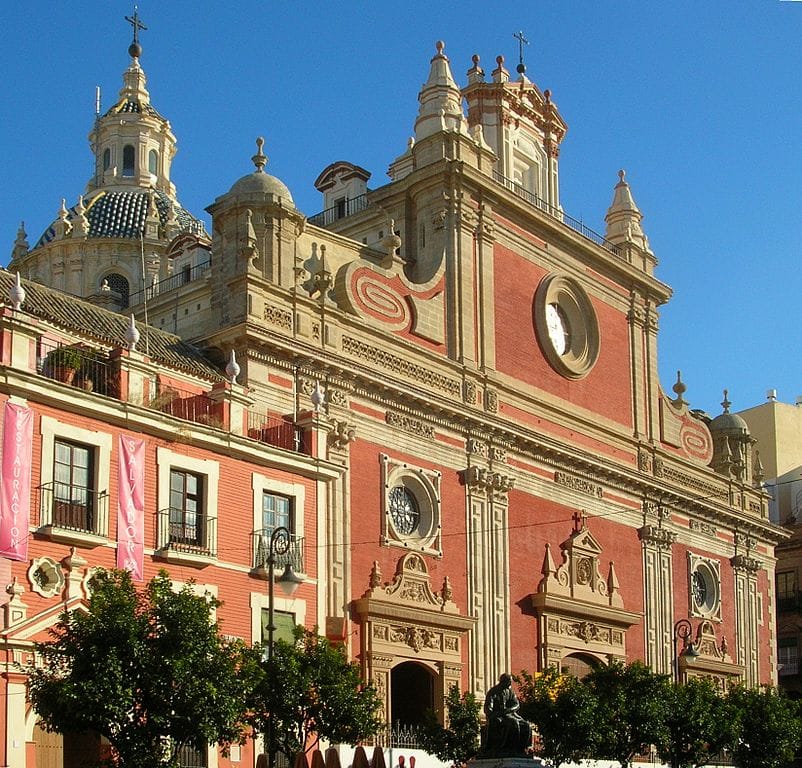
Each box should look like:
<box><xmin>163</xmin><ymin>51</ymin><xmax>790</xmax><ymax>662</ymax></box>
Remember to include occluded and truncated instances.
<box><xmin>0</xmin><ymin>269</ymin><xmax>222</xmax><ymax>381</ymax></box>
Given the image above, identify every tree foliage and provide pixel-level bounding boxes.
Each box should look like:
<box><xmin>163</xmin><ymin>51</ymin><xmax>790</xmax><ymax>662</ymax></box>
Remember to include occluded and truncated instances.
<box><xmin>517</xmin><ymin>668</ymin><xmax>598</xmax><ymax>767</ymax></box>
<box><xmin>725</xmin><ymin>684</ymin><xmax>801</xmax><ymax>768</ymax></box>
<box><xmin>418</xmin><ymin>684</ymin><xmax>481</xmax><ymax>768</ymax></box>
<box><xmin>584</xmin><ymin>661</ymin><xmax>671</xmax><ymax>768</ymax></box>
<box><xmin>655</xmin><ymin>677</ymin><xmax>736</xmax><ymax>768</ymax></box>
<box><xmin>27</xmin><ymin>569</ymin><xmax>256</xmax><ymax>768</ymax></box>
<box><xmin>248</xmin><ymin>627</ymin><xmax>382</xmax><ymax>761</ymax></box>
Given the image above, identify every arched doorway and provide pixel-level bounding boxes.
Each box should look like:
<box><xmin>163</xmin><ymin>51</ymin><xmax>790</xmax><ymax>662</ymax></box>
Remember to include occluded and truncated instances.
<box><xmin>560</xmin><ymin>652</ymin><xmax>600</xmax><ymax>679</ymax></box>
<box><xmin>391</xmin><ymin>661</ymin><xmax>434</xmax><ymax>727</ymax></box>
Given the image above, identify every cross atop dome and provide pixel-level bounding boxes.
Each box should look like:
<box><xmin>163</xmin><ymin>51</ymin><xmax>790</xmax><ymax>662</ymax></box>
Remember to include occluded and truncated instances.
<box><xmin>125</xmin><ymin>6</ymin><xmax>147</xmax><ymax>59</ymax></box>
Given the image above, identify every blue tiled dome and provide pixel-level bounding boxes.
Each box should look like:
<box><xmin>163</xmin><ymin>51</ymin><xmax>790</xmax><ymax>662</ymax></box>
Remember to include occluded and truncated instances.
<box><xmin>34</xmin><ymin>189</ymin><xmax>207</xmax><ymax>249</ymax></box>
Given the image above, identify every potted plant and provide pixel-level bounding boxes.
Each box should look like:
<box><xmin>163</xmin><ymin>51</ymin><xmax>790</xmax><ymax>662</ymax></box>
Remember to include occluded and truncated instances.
<box><xmin>45</xmin><ymin>346</ymin><xmax>83</xmax><ymax>385</ymax></box>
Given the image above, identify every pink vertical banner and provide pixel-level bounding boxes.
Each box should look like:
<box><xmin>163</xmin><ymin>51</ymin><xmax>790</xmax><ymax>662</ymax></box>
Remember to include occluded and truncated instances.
<box><xmin>117</xmin><ymin>435</ymin><xmax>145</xmax><ymax>580</ymax></box>
<box><xmin>0</xmin><ymin>402</ymin><xmax>33</xmax><ymax>561</ymax></box>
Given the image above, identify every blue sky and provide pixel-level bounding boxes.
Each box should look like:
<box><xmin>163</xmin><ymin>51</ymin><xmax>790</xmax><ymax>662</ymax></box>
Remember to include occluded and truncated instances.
<box><xmin>5</xmin><ymin>1</ymin><xmax>802</xmax><ymax>418</ymax></box>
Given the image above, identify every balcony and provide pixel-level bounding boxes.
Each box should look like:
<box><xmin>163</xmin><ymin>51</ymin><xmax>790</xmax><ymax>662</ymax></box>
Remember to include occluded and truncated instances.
<box><xmin>308</xmin><ymin>194</ymin><xmax>369</xmax><ymax>227</ymax></box>
<box><xmin>251</xmin><ymin>529</ymin><xmax>305</xmax><ymax>576</ymax></box>
<box><xmin>246</xmin><ymin>411</ymin><xmax>304</xmax><ymax>452</ymax></box>
<box><xmin>129</xmin><ymin>261</ymin><xmax>210</xmax><ymax>307</ymax></box>
<box><xmin>33</xmin><ymin>343</ymin><xmax>310</xmax><ymax>455</ymax></box>
<box><xmin>156</xmin><ymin>507</ymin><xmax>217</xmax><ymax>566</ymax></box>
<box><xmin>38</xmin><ymin>341</ymin><xmax>115</xmax><ymax>397</ymax></box>
<box><xmin>492</xmin><ymin>171</ymin><xmax>622</xmax><ymax>257</ymax></box>
<box><xmin>777</xmin><ymin>593</ymin><xmax>802</xmax><ymax>613</ymax></box>
<box><xmin>37</xmin><ymin>481</ymin><xmax>109</xmax><ymax>547</ymax></box>
<box><xmin>151</xmin><ymin>382</ymin><xmax>222</xmax><ymax>428</ymax></box>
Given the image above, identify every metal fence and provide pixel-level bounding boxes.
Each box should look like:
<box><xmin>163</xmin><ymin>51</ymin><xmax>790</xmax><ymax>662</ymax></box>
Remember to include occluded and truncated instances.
<box><xmin>251</xmin><ymin>530</ymin><xmax>305</xmax><ymax>573</ymax></box>
<box><xmin>37</xmin><ymin>482</ymin><xmax>109</xmax><ymax>534</ymax></box>
<box><xmin>308</xmin><ymin>194</ymin><xmax>369</xmax><ymax>227</ymax></box>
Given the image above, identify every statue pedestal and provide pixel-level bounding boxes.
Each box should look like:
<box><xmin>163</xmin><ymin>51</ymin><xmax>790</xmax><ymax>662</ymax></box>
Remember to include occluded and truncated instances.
<box><xmin>470</xmin><ymin>759</ymin><xmax>548</xmax><ymax>768</ymax></box>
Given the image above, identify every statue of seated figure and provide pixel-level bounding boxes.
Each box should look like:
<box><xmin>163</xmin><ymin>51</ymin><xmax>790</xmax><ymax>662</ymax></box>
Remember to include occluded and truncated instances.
<box><xmin>481</xmin><ymin>673</ymin><xmax>532</xmax><ymax>758</ymax></box>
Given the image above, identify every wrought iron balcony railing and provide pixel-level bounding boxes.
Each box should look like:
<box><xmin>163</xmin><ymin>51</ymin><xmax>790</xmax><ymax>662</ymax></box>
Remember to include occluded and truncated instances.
<box><xmin>492</xmin><ymin>171</ymin><xmax>622</xmax><ymax>257</ymax></box>
<box><xmin>308</xmin><ymin>193</ymin><xmax>369</xmax><ymax>227</ymax></box>
<box><xmin>251</xmin><ymin>529</ymin><xmax>304</xmax><ymax>574</ymax></box>
<box><xmin>129</xmin><ymin>261</ymin><xmax>211</xmax><ymax>306</ymax></box>
<box><xmin>157</xmin><ymin>507</ymin><xmax>217</xmax><ymax>557</ymax></box>
<box><xmin>37</xmin><ymin>481</ymin><xmax>109</xmax><ymax>536</ymax></box>
<box><xmin>246</xmin><ymin>411</ymin><xmax>304</xmax><ymax>452</ymax></box>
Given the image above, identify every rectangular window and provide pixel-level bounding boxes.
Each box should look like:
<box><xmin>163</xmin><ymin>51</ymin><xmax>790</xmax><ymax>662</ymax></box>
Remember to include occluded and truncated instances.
<box><xmin>261</xmin><ymin>608</ymin><xmax>296</xmax><ymax>645</ymax></box>
<box><xmin>262</xmin><ymin>492</ymin><xmax>292</xmax><ymax>534</ymax></box>
<box><xmin>52</xmin><ymin>439</ymin><xmax>95</xmax><ymax>532</ymax></box>
<box><xmin>779</xmin><ymin>637</ymin><xmax>799</xmax><ymax>676</ymax></box>
<box><xmin>777</xmin><ymin>571</ymin><xmax>797</xmax><ymax>612</ymax></box>
<box><xmin>255</xmin><ymin>492</ymin><xmax>297</xmax><ymax>571</ymax></box>
<box><xmin>169</xmin><ymin>469</ymin><xmax>204</xmax><ymax>547</ymax></box>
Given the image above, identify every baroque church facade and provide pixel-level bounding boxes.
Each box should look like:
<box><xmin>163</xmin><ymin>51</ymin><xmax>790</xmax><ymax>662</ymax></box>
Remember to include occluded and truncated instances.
<box><xmin>0</xmin><ymin>19</ymin><xmax>786</xmax><ymax>767</ymax></box>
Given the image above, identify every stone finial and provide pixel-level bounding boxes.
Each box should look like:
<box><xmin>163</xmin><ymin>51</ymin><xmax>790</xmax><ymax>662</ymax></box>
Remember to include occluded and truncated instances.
<box><xmin>753</xmin><ymin>449</ymin><xmax>764</xmax><ymax>486</ymax></box>
<box><xmin>369</xmin><ymin>560</ymin><xmax>382</xmax><ymax>589</ymax></box>
<box><xmin>467</xmin><ymin>53</ymin><xmax>485</xmax><ymax>84</ymax></box>
<box><xmin>12</xmin><ymin>221</ymin><xmax>29</xmax><ymax>261</ymax></box>
<box><xmin>721</xmin><ymin>389</ymin><xmax>731</xmax><ymax>414</ymax></box>
<box><xmin>441</xmin><ymin>575</ymin><xmax>453</xmax><ymax>604</ymax></box>
<box><xmin>9</xmin><ymin>272</ymin><xmax>25</xmax><ymax>311</ymax></box>
<box><xmin>604</xmin><ymin>169</ymin><xmax>652</xmax><ymax>254</ymax></box>
<box><xmin>412</xmin><ymin>40</ymin><xmax>469</xmax><ymax>142</ymax></box>
<box><xmin>311</xmin><ymin>380</ymin><xmax>326</xmax><ymax>412</ymax></box>
<box><xmin>72</xmin><ymin>195</ymin><xmax>90</xmax><ymax>237</ymax></box>
<box><xmin>381</xmin><ymin>219</ymin><xmax>402</xmax><ymax>262</ymax></box>
<box><xmin>252</xmin><ymin>137</ymin><xmax>268</xmax><ymax>173</ymax></box>
<box><xmin>672</xmin><ymin>370</ymin><xmax>687</xmax><ymax>407</ymax></box>
<box><xmin>126</xmin><ymin>313</ymin><xmax>141</xmax><ymax>351</ymax></box>
<box><xmin>53</xmin><ymin>198</ymin><xmax>72</xmax><ymax>239</ymax></box>
<box><xmin>492</xmin><ymin>54</ymin><xmax>510</xmax><ymax>83</ymax></box>
<box><xmin>225</xmin><ymin>349</ymin><xmax>240</xmax><ymax>384</ymax></box>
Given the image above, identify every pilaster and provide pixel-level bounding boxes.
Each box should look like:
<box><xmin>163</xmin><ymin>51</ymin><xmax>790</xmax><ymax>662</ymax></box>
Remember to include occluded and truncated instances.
<box><xmin>638</xmin><ymin>503</ymin><xmax>677</xmax><ymax>674</ymax></box>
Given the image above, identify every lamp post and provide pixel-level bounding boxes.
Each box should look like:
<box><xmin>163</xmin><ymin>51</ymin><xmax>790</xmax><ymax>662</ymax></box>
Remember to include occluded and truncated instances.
<box><xmin>264</xmin><ymin>525</ymin><xmax>303</xmax><ymax>768</ymax></box>
<box><xmin>673</xmin><ymin>618</ymin><xmax>700</xmax><ymax>683</ymax></box>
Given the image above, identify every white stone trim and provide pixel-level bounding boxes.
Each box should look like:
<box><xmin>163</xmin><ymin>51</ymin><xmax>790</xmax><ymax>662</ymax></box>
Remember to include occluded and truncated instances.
<box><xmin>39</xmin><ymin>415</ymin><xmax>112</xmax><ymax>536</ymax></box>
<box><xmin>155</xmin><ymin>447</ymin><xmax>219</xmax><ymax>552</ymax></box>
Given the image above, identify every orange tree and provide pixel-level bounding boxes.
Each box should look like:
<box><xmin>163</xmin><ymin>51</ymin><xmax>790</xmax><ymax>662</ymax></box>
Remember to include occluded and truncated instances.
<box><xmin>418</xmin><ymin>683</ymin><xmax>482</xmax><ymax>768</ymax></box>
<box><xmin>584</xmin><ymin>661</ymin><xmax>670</xmax><ymax>768</ymax></box>
<box><xmin>725</xmin><ymin>684</ymin><xmax>800</xmax><ymax>768</ymax></box>
<box><xmin>655</xmin><ymin>677</ymin><xmax>736</xmax><ymax>768</ymax></box>
<box><xmin>517</xmin><ymin>668</ymin><xmax>598</xmax><ymax>767</ymax></box>
<box><xmin>247</xmin><ymin>628</ymin><xmax>382</xmax><ymax>763</ymax></box>
<box><xmin>28</xmin><ymin>569</ymin><xmax>256</xmax><ymax>768</ymax></box>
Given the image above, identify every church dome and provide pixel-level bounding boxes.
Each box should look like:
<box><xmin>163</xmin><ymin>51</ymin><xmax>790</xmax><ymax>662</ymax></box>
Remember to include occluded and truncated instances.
<box><xmin>709</xmin><ymin>391</ymin><xmax>750</xmax><ymax>434</ymax></box>
<box><xmin>228</xmin><ymin>170</ymin><xmax>293</xmax><ymax>203</ymax></box>
<box><xmin>225</xmin><ymin>137</ymin><xmax>294</xmax><ymax>205</ymax></box>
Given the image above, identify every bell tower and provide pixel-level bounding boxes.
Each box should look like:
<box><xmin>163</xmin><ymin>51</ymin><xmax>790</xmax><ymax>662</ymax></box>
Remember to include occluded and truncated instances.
<box><xmin>462</xmin><ymin>35</ymin><xmax>567</xmax><ymax>210</ymax></box>
<box><xmin>86</xmin><ymin>8</ymin><xmax>177</xmax><ymax>198</ymax></box>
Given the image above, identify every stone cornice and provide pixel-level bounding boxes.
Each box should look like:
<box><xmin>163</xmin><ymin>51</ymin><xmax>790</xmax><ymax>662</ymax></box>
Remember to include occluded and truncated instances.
<box><xmin>531</xmin><ymin>593</ymin><xmax>641</xmax><ymax>628</ymax></box>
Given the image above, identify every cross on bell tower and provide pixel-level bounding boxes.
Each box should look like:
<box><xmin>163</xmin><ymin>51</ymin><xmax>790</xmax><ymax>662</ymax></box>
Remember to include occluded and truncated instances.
<box><xmin>513</xmin><ymin>30</ymin><xmax>529</xmax><ymax>76</ymax></box>
<box><xmin>125</xmin><ymin>7</ymin><xmax>147</xmax><ymax>59</ymax></box>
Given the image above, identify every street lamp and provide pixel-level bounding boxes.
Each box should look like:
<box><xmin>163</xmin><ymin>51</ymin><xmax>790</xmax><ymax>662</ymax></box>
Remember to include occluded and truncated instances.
<box><xmin>264</xmin><ymin>525</ymin><xmax>303</xmax><ymax>768</ymax></box>
<box><xmin>673</xmin><ymin>618</ymin><xmax>700</xmax><ymax>683</ymax></box>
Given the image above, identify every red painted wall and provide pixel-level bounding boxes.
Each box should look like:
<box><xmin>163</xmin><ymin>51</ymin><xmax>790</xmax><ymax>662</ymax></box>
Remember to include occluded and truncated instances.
<box><xmin>493</xmin><ymin>243</ymin><xmax>633</xmax><ymax>429</ymax></box>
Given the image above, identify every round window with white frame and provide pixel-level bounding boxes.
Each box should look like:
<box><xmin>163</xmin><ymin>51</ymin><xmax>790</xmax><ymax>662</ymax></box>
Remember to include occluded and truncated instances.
<box><xmin>688</xmin><ymin>555</ymin><xmax>721</xmax><ymax>620</ymax></box>
<box><xmin>382</xmin><ymin>455</ymin><xmax>442</xmax><ymax>557</ymax></box>
<box><xmin>534</xmin><ymin>273</ymin><xmax>600</xmax><ymax>380</ymax></box>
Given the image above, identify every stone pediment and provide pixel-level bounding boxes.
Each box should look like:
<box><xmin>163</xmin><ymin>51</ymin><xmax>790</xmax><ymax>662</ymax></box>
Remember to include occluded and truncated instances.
<box><xmin>357</xmin><ymin>553</ymin><xmax>468</xmax><ymax>623</ymax></box>
<box><xmin>531</xmin><ymin>520</ymin><xmax>639</xmax><ymax>669</ymax></box>
<box><xmin>354</xmin><ymin>552</ymin><xmax>475</xmax><ymax>725</ymax></box>
<box><xmin>536</xmin><ymin>523</ymin><xmax>622</xmax><ymax>608</ymax></box>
